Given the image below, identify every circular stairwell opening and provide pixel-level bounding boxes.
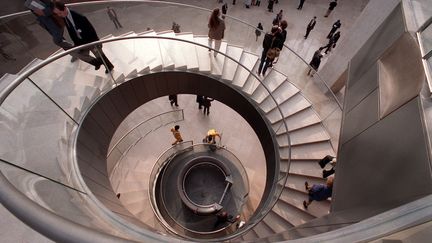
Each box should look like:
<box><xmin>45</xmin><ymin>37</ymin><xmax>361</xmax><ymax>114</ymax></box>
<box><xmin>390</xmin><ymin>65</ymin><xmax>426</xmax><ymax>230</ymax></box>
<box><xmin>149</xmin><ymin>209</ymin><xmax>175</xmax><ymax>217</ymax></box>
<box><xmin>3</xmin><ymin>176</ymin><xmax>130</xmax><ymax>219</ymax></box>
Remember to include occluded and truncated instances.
<box><xmin>75</xmin><ymin>72</ymin><xmax>281</xmax><ymax>240</ymax></box>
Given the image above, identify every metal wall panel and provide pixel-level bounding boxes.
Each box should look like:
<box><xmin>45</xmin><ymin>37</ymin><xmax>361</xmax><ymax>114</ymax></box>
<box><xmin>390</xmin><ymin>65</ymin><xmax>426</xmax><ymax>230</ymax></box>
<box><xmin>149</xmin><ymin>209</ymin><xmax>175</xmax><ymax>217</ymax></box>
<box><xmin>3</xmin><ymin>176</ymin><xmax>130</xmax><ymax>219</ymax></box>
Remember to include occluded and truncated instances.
<box><xmin>334</xmin><ymin>97</ymin><xmax>432</xmax><ymax>212</ymax></box>
<box><xmin>345</xmin><ymin>63</ymin><xmax>378</xmax><ymax>113</ymax></box>
<box><xmin>341</xmin><ymin>89</ymin><xmax>379</xmax><ymax>144</ymax></box>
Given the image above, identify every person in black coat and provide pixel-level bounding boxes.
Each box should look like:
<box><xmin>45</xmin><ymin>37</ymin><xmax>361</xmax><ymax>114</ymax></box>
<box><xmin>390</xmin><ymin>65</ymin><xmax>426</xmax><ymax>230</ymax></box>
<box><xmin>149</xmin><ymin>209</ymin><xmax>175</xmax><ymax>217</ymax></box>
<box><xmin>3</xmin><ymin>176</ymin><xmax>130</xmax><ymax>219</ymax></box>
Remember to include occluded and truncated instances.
<box><xmin>53</xmin><ymin>1</ymin><xmax>114</xmax><ymax>73</ymax></box>
<box><xmin>307</xmin><ymin>47</ymin><xmax>323</xmax><ymax>76</ymax></box>
<box><xmin>327</xmin><ymin>20</ymin><xmax>341</xmax><ymax>39</ymax></box>
<box><xmin>257</xmin><ymin>26</ymin><xmax>282</xmax><ymax>76</ymax></box>
<box><xmin>322</xmin><ymin>31</ymin><xmax>340</xmax><ymax>54</ymax></box>
<box><xmin>196</xmin><ymin>95</ymin><xmax>204</xmax><ymax>109</ymax></box>
<box><xmin>324</xmin><ymin>0</ymin><xmax>337</xmax><ymax>17</ymax></box>
<box><xmin>304</xmin><ymin>16</ymin><xmax>316</xmax><ymax>39</ymax></box>
<box><xmin>202</xmin><ymin>96</ymin><xmax>214</xmax><ymax>115</ymax></box>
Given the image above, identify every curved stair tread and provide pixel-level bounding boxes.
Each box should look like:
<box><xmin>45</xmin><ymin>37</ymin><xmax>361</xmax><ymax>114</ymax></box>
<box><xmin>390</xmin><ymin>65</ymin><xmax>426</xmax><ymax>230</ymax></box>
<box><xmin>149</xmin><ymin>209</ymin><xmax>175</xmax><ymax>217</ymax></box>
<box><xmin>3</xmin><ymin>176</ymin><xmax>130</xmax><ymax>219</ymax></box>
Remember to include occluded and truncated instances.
<box><xmin>157</xmin><ymin>31</ymin><xmax>187</xmax><ymax>70</ymax></box>
<box><xmin>276</xmin><ymin>123</ymin><xmax>330</xmax><ymax>146</ymax></box>
<box><xmin>263</xmin><ymin>210</ymin><xmax>294</xmax><ymax>233</ymax></box>
<box><xmin>118</xmin><ymin>189</ymin><xmax>148</xmax><ymax>204</ymax></box>
<box><xmin>233</xmin><ymin>51</ymin><xmax>259</xmax><ymax>89</ymax></box>
<box><xmin>288</xmin><ymin>159</ymin><xmax>326</xmax><ymax>178</ymax></box>
<box><xmin>136</xmin><ymin>31</ymin><xmax>164</xmax><ymax>71</ymax></box>
<box><xmin>251</xmin><ymin>69</ymin><xmax>287</xmax><ymax>104</ymax></box>
<box><xmin>279</xmin><ymin>187</ymin><xmax>330</xmax><ymax>218</ymax></box>
<box><xmin>175</xmin><ymin>32</ymin><xmax>200</xmax><ymax>70</ymax></box>
<box><xmin>280</xmin><ymin>141</ymin><xmax>335</xmax><ymax>160</ymax></box>
<box><xmin>272</xmin><ymin>200</ymin><xmax>315</xmax><ymax>226</ymax></box>
<box><xmin>272</xmin><ymin>107</ymin><xmax>322</xmax><ymax>134</ymax></box>
<box><xmin>192</xmin><ymin>36</ymin><xmax>212</xmax><ymax>73</ymax></box>
<box><xmin>253</xmin><ymin>221</ymin><xmax>275</xmax><ymax>238</ymax></box>
<box><xmin>221</xmin><ymin>45</ymin><xmax>243</xmax><ymax>81</ymax></box>
<box><xmin>209</xmin><ymin>41</ymin><xmax>228</xmax><ymax>77</ymax></box>
<box><xmin>116</xmin><ymin>32</ymin><xmax>151</xmax><ymax>74</ymax></box>
<box><xmin>266</xmin><ymin>93</ymin><xmax>312</xmax><ymax>124</ymax></box>
<box><xmin>259</xmin><ymin>80</ymin><xmax>299</xmax><ymax>113</ymax></box>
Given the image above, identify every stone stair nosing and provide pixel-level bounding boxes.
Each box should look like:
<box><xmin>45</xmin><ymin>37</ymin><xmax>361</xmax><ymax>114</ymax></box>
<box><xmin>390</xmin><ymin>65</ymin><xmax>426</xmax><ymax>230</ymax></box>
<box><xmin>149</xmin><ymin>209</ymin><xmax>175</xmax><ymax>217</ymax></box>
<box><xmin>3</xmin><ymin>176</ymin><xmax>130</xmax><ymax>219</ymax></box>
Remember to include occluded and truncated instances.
<box><xmin>115</xmin><ymin>31</ymin><xmax>151</xmax><ymax>74</ymax></box>
<box><xmin>274</xmin><ymin>115</ymin><xmax>323</xmax><ymax>136</ymax></box>
<box><xmin>157</xmin><ymin>30</ymin><xmax>187</xmax><ymax>70</ymax></box>
<box><xmin>251</xmin><ymin>69</ymin><xmax>288</xmax><ymax>104</ymax></box>
<box><xmin>209</xmin><ymin>41</ymin><xmax>228</xmax><ymax>78</ymax></box>
<box><xmin>232</xmin><ymin>51</ymin><xmax>260</xmax><ymax>90</ymax></box>
<box><xmin>221</xmin><ymin>44</ymin><xmax>243</xmax><ymax>82</ymax></box>
<box><xmin>239</xmin><ymin>64</ymin><xmax>262</xmax><ymax>96</ymax></box>
<box><xmin>136</xmin><ymin>30</ymin><xmax>164</xmax><ymax>71</ymax></box>
<box><xmin>266</xmin><ymin>93</ymin><xmax>312</xmax><ymax>124</ymax></box>
<box><xmin>272</xmin><ymin>198</ymin><xmax>315</xmax><ymax>227</ymax></box>
<box><xmin>288</xmin><ymin>161</ymin><xmax>325</xmax><ymax>179</ymax></box>
<box><xmin>175</xmin><ymin>32</ymin><xmax>199</xmax><ymax>71</ymax></box>
<box><xmin>263</xmin><ymin>210</ymin><xmax>295</xmax><ymax>233</ymax></box>
<box><xmin>279</xmin><ymin>140</ymin><xmax>335</xmax><ymax>160</ymax></box>
<box><xmin>241</xmin><ymin>228</ymin><xmax>259</xmax><ymax>242</ymax></box>
<box><xmin>253</xmin><ymin>220</ymin><xmax>276</xmax><ymax>238</ymax></box>
<box><xmin>276</xmin><ymin>124</ymin><xmax>330</xmax><ymax>147</ymax></box>
<box><xmin>192</xmin><ymin>35</ymin><xmax>212</xmax><ymax>73</ymax></box>
<box><xmin>98</xmin><ymin>35</ymin><xmax>138</xmax><ymax>80</ymax></box>
<box><xmin>280</xmin><ymin>186</ymin><xmax>331</xmax><ymax>218</ymax></box>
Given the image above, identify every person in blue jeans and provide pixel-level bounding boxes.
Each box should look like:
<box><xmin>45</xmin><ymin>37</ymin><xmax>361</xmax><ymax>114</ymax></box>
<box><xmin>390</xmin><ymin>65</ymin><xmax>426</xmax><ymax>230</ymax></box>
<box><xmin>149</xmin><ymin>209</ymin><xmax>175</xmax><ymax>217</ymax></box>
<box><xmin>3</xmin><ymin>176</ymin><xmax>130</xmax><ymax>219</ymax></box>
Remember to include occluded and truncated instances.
<box><xmin>303</xmin><ymin>177</ymin><xmax>333</xmax><ymax>209</ymax></box>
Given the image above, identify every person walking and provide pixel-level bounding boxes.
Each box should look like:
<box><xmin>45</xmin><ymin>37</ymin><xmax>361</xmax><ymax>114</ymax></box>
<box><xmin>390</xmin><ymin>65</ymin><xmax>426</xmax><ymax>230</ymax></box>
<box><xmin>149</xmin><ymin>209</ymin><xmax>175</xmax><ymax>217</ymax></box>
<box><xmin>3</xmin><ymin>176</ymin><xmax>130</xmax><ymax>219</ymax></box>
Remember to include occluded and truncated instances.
<box><xmin>221</xmin><ymin>3</ymin><xmax>228</xmax><ymax>19</ymax></box>
<box><xmin>304</xmin><ymin>16</ymin><xmax>316</xmax><ymax>39</ymax></box>
<box><xmin>168</xmin><ymin>94</ymin><xmax>178</xmax><ymax>107</ymax></box>
<box><xmin>307</xmin><ymin>47</ymin><xmax>323</xmax><ymax>76</ymax></box>
<box><xmin>327</xmin><ymin>20</ymin><xmax>341</xmax><ymax>39</ymax></box>
<box><xmin>268</xmin><ymin>0</ymin><xmax>275</xmax><ymax>12</ymax></box>
<box><xmin>171</xmin><ymin>22</ymin><xmax>181</xmax><ymax>33</ymax></box>
<box><xmin>273</xmin><ymin>10</ymin><xmax>283</xmax><ymax>25</ymax></box>
<box><xmin>208</xmin><ymin>8</ymin><xmax>226</xmax><ymax>57</ymax></box>
<box><xmin>324</xmin><ymin>0</ymin><xmax>337</xmax><ymax>17</ymax></box>
<box><xmin>244</xmin><ymin>0</ymin><xmax>252</xmax><ymax>8</ymax></box>
<box><xmin>202</xmin><ymin>96</ymin><xmax>215</xmax><ymax>115</ymax></box>
<box><xmin>297</xmin><ymin>0</ymin><xmax>305</xmax><ymax>10</ymax></box>
<box><xmin>257</xmin><ymin>26</ymin><xmax>282</xmax><ymax>76</ymax></box>
<box><xmin>170</xmin><ymin>125</ymin><xmax>183</xmax><ymax>145</ymax></box>
<box><xmin>277</xmin><ymin>20</ymin><xmax>287</xmax><ymax>50</ymax></box>
<box><xmin>196</xmin><ymin>95</ymin><xmax>204</xmax><ymax>109</ymax></box>
<box><xmin>53</xmin><ymin>1</ymin><xmax>114</xmax><ymax>74</ymax></box>
<box><xmin>106</xmin><ymin>7</ymin><xmax>122</xmax><ymax>29</ymax></box>
<box><xmin>303</xmin><ymin>177</ymin><xmax>334</xmax><ymax>209</ymax></box>
<box><xmin>25</xmin><ymin>0</ymin><xmax>96</xmax><ymax>64</ymax></box>
<box><xmin>323</xmin><ymin>31</ymin><xmax>340</xmax><ymax>54</ymax></box>
<box><xmin>255</xmin><ymin>22</ymin><xmax>263</xmax><ymax>41</ymax></box>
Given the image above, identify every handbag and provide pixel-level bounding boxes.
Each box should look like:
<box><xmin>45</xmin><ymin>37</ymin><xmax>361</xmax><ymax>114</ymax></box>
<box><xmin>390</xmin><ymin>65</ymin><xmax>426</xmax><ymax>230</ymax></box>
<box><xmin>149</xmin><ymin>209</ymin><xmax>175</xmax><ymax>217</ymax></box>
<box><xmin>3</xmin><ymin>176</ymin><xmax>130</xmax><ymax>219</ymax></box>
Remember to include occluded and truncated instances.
<box><xmin>266</xmin><ymin>37</ymin><xmax>281</xmax><ymax>60</ymax></box>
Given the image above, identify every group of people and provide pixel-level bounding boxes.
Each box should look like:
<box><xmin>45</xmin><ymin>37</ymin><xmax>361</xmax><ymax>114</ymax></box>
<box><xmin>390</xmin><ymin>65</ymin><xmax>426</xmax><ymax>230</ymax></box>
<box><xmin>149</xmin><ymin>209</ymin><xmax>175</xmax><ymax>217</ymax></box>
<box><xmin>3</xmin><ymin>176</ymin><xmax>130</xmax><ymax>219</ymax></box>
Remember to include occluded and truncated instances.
<box><xmin>256</xmin><ymin>17</ymin><xmax>287</xmax><ymax>76</ymax></box>
<box><xmin>168</xmin><ymin>95</ymin><xmax>215</xmax><ymax>116</ymax></box>
<box><xmin>171</xmin><ymin>126</ymin><xmax>222</xmax><ymax>148</ymax></box>
<box><xmin>307</xmin><ymin>19</ymin><xmax>342</xmax><ymax>76</ymax></box>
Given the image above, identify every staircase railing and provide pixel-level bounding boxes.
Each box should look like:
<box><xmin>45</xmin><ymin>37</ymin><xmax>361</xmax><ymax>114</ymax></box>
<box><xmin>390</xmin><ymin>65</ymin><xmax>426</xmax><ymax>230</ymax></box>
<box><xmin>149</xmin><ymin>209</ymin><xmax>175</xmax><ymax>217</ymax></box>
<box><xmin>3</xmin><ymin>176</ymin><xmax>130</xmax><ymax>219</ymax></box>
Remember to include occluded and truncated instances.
<box><xmin>0</xmin><ymin>0</ymin><xmax>342</xmax><ymax>148</ymax></box>
<box><xmin>108</xmin><ymin>109</ymin><xmax>184</xmax><ymax>190</ymax></box>
<box><xmin>0</xmin><ymin>35</ymin><xmax>291</xmax><ymax>241</ymax></box>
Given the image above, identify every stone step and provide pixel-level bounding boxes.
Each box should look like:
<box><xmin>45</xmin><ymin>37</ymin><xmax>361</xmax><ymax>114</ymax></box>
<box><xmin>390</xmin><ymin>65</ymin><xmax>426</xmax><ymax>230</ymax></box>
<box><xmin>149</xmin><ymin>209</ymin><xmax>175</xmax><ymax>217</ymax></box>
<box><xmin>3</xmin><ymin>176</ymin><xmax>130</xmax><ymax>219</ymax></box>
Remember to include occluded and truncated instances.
<box><xmin>175</xmin><ymin>32</ymin><xmax>199</xmax><ymax>71</ymax></box>
<box><xmin>157</xmin><ymin>30</ymin><xmax>185</xmax><ymax>70</ymax></box>
<box><xmin>251</xmin><ymin>69</ymin><xmax>287</xmax><ymax>104</ymax></box>
<box><xmin>221</xmin><ymin>45</ymin><xmax>243</xmax><ymax>81</ymax></box>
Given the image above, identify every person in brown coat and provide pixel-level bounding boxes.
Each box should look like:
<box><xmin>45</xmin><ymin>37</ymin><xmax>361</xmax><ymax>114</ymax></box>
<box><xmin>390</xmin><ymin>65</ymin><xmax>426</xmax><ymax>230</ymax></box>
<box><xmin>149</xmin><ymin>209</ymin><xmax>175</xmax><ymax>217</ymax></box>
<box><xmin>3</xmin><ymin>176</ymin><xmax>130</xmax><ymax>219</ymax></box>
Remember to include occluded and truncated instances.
<box><xmin>208</xmin><ymin>8</ymin><xmax>226</xmax><ymax>57</ymax></box>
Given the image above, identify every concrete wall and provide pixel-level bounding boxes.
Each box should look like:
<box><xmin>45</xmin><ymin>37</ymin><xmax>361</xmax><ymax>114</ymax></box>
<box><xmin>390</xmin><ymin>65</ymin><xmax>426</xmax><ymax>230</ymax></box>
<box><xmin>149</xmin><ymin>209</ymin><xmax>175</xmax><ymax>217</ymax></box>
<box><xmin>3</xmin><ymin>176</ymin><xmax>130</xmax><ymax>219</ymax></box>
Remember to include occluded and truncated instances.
<box><xmin>332</xmin><ymin>3</ymin><xmax>432</xmax><ymax>213</ymax></box>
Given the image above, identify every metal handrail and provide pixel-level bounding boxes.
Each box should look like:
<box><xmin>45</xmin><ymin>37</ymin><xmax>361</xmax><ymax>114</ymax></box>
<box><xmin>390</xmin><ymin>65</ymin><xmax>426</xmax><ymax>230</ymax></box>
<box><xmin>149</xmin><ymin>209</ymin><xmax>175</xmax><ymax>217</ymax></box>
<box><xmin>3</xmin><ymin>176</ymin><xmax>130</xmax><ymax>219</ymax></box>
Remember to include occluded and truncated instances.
<box><xmin>0</xmin><ymin>34</ymin><xmax>291</xmax><ymax>241</ymax></box>
<box><xmin>0</xmin><ymin>0</ymin><xmax>342</xmax><ymax>109</ymax></box>
<box><xmin>107</xmin><ymin>109</ymin><xmax>184</xmax><ymax>157</ymax></box>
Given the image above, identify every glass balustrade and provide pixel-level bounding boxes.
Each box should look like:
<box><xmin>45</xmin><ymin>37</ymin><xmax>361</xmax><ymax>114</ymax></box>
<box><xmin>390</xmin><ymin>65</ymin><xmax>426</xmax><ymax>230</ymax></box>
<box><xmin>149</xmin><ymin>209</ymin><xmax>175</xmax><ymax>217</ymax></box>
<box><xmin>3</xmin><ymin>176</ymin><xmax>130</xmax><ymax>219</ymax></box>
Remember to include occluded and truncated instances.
<box><xmin>0</xmin><ymin>35</ymin><xmax>292</xmax><ymax>241</ymax></box>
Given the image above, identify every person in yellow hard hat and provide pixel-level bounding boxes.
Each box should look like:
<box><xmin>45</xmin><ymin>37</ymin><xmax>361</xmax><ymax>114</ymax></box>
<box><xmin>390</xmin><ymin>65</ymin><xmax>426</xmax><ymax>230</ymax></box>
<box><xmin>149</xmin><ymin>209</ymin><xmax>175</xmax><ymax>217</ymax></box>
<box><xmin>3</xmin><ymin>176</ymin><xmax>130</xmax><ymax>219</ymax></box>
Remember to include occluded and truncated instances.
<box><xmin>203</xmin><ymin>129</ymin><xmax>221</xmax><ymax>151</ymax></box>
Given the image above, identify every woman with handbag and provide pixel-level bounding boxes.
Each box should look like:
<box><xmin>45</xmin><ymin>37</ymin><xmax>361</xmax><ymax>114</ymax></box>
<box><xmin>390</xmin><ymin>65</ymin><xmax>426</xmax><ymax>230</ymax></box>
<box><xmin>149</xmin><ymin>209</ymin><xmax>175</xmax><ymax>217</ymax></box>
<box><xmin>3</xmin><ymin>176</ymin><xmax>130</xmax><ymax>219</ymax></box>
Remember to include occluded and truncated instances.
<box><xmin>208</xmin><ymin>8</ymin><xmax>226</xmax><ymax>57</ymax></box>
<box><xmin>257</xmin><ymin>26</ymin><xmax>282</xmax><ymax>76</ymax></box>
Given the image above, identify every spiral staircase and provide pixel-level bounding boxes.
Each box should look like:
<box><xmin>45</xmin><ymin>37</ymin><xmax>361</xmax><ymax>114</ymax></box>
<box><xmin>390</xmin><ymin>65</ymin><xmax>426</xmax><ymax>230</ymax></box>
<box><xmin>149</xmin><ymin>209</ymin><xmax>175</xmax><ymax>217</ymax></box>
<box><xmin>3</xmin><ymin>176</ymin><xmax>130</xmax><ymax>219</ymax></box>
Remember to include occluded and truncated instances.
<box><xmin>5</xmin><ymin>1</ymin><xmax>432</xmax><ymax>242</ymax></box>
<box><xmin>0</xmin><ymin>24</ymin><xmax>336</xmax><ymax>241</ymax></box>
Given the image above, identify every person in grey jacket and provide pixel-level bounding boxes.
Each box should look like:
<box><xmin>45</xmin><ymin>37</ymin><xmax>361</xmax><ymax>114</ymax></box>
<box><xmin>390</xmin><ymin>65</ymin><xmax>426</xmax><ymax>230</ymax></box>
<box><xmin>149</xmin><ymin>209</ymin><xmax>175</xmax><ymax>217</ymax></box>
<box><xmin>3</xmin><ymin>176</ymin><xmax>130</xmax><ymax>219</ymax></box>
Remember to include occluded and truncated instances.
<box><xmin>208</xmin><ymin>8</ymin><xmax>226</xmax><ymax>57</ymax></box>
